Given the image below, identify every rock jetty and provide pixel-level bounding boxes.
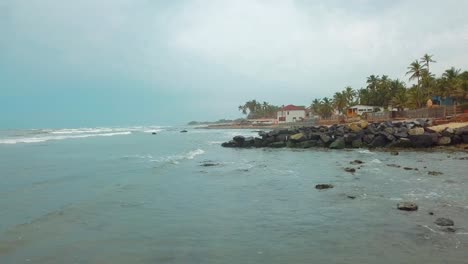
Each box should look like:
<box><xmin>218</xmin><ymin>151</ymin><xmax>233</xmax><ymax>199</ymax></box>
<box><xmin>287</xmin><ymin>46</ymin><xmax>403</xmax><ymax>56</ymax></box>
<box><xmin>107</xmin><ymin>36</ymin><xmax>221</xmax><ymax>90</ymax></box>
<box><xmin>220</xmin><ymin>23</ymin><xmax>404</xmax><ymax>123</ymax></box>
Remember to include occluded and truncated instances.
<box><xmin>221</xmin><ymin>120</ymin><xmax>468</xmax><ymax>149</ymax></box>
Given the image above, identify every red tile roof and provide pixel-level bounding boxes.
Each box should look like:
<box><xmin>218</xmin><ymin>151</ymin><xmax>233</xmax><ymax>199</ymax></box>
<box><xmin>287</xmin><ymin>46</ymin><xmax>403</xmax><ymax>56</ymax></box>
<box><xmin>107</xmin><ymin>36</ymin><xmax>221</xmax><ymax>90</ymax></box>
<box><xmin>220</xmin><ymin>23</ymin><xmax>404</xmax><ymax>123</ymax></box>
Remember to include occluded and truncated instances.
<box><xmin>281</xmin><ymin>105</ymin><xmax>305</xmax><ymax>111</ymax></box>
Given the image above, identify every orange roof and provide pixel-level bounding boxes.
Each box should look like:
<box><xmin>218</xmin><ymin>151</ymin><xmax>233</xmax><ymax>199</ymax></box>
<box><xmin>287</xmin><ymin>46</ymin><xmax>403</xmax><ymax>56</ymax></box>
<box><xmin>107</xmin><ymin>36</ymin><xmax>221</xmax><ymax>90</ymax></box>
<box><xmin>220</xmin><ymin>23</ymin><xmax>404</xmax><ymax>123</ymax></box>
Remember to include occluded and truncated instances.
<box><xmin>281</xmin><ymin>105</ymin><xmax>305</xmax><ymax>111</ymax></box>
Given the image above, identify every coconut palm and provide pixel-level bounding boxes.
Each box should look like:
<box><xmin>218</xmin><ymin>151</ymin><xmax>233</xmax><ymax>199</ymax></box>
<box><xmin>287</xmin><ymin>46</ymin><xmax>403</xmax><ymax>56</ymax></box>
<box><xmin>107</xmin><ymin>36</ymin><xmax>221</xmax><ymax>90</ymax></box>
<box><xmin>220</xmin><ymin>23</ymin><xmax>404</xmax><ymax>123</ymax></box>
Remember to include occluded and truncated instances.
<box><xmin>420</xmin><ymin>54</ymin><xmax>436</xmax><ymax>73</ymax></box>
<box><xmin>332</xmin><ymin>92</ymin><xmax>348</xmax><ymax>114</ymax></box>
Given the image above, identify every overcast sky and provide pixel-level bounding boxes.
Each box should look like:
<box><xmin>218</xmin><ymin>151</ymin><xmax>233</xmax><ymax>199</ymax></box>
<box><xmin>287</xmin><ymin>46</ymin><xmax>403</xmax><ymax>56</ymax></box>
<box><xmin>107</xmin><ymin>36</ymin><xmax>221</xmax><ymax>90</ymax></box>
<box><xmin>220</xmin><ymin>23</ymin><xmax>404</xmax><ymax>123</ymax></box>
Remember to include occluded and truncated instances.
<box><xmin>1</xmin><ymin>0</ymin><xmax>468</xmax><ymax>128</ymax></box>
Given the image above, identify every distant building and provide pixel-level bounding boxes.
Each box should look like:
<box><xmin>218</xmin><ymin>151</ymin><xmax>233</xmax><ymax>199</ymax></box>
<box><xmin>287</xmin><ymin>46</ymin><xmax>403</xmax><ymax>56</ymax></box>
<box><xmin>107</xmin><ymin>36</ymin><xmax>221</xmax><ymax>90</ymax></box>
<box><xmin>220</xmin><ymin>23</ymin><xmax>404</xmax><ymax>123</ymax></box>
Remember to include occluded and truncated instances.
<box><xmin>277</xmin><ymin>105</ymin><xmax>306</xmax><ymax>123</ymax></box>
<box><xmin>347</xmin><ymin>105</ymin><xmax>383</xmax><ymax>118</ymax></box>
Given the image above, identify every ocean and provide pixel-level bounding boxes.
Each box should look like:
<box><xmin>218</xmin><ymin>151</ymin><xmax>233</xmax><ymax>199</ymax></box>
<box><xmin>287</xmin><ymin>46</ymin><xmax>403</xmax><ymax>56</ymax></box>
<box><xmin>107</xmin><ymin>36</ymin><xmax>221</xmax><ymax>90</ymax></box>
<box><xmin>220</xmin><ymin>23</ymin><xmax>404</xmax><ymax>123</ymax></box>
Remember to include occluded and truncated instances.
<box><xmin>0</xmin><ymin>126</ymin><xmax>467</xmax><ymax>264</ymax></box>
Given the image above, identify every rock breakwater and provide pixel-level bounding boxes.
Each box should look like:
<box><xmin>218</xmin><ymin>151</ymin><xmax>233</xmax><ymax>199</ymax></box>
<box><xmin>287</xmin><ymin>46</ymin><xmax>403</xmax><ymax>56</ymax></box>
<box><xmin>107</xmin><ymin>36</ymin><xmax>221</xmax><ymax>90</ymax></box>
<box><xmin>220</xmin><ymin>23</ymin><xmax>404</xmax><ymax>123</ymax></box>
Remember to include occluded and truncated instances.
<box><xmin>221</xmin><ymin>120</ymin><xmax>468</xmax><ymax>149</ymax></box>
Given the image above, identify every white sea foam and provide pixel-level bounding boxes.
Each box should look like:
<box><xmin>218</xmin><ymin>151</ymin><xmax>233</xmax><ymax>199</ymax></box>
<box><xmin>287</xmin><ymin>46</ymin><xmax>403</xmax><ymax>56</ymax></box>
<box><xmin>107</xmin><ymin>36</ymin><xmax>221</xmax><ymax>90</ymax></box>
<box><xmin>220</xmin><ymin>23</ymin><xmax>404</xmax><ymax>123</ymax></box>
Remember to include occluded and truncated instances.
<box><xmin>0</xmin><ymin>132</ymin><xmax>132</xmax><ymax>144</ymax></box>
<box><xmin>371</xmin><ymin>159</ymin><xmax>382</xmax><ymax>164</ymax></box>
<box><xmin>358</xmin><ymin>150</ymin><xmax>375</xmax><ymax>154</ymax></box>
<box><xmin>151</xmin><ymin>149</ymin><xmax>205</xmax><ymax>164</ymax></box>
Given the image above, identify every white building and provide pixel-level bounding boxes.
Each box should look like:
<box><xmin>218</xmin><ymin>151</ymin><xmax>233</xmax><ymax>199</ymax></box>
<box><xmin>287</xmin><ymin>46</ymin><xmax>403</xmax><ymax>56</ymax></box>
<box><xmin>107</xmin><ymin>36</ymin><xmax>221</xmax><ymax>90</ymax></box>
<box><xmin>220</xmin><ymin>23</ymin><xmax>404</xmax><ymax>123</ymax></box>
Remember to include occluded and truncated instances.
<box><xmin>347</xmin><ymin>105</ymin><xmax>383</xmax><ymax>117</ymax></box>
<box><xmin>277</xmin><ymin>105</ymin><xmax>306</xmax><ymax>123</ymax></box>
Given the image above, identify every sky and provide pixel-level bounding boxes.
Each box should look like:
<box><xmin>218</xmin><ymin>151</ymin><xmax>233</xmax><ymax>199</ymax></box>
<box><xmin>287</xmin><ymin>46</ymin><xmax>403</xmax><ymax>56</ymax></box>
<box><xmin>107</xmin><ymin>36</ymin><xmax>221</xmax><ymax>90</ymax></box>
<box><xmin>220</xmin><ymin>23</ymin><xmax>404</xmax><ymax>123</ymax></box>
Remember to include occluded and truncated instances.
<box><xmin>1</xmin><ymin>0</ymin><xmax>468</xmax><ymax>128</ymax></box>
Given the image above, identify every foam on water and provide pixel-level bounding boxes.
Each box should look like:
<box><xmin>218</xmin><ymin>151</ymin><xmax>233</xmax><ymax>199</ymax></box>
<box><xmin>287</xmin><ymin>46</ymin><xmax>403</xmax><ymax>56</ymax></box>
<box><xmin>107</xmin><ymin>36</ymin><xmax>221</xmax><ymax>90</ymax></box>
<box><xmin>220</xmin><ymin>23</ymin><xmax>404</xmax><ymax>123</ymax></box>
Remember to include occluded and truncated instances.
<box><xmin>151</xmin><ymin>149</ymin><xmax>206</xmax><ymax>164</ymax></box>
<box><xmin>0</xmin><ymin>131</ymin><xmax>132</xmax><ymax>144</ymax></box>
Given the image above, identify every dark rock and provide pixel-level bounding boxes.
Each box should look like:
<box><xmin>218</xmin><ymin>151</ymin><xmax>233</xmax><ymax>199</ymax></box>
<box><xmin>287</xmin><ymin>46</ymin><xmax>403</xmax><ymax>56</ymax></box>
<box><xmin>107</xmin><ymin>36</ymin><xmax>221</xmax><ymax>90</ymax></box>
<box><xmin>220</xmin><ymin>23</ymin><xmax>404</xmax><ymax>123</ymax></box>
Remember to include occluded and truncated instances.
<box><xmin>387</xmin><ymin>164</ymin><xmax>401</xmax><ymax>168</ymax></box>
<box><xmin>429</xmin><ymin>212</ymin><xmax>434</xmax><ymax>215</ymax></box>
<box><xmin>222</xmin><ymin>140</ymin><xmax>238</xmax><ymax>148</ymax></box>
<box><xmin>390</xmin><ymin>151</ymin><xmax>399</xmax><ymax>155</ymax></box>
<box><xmin>444</xmin><ymin>227</ymin><xmax>457</xmax><ymax>233</ymax></box>
<box><xmin>152</xmin><ymin>132</ymin><xmax>157</xmax><ymax>135</ymax></box>
<box><xmin>269</xmin><ymin>142</ymin><xmax>286</xmax><ymax>148</ymax></box>
<box><xmin>397</xmin><ymin>202</ymin><xmax>418</xmax><ymax>211</ymax></box>
<box><xmin>428</xmin><ymin>171</ymin><xmax>443</xmax><ymax>176</ymax></box>
<box><xmin>351</xmin><ymin>139</ymin><xmax>363</xmax><ymax>148</ymax></box>
<box><xmin>369</xmin><ymin>135</ymin><xmax>387</xmax><ymax>148</ymax></box>
<box><xmin>275</xmin><ymin>134</ymin><xmax>289</xmax><ymax>142</ymax></box>
<box><xmin>394</xmin><ymin>132</ymin><xmax>409</xmax><ymax>138</ymax></box>
<box><xmin>233</xmin><ymin>135</ymin><xmax>245</xmax><ymax>144</ymax></box>
<box><xmin>403</xmin><ymin>167</ymin><xmax>416</xmax><ymax>170</ymax></box>
<box><xmin>315</xmin><ymin>184</ymin><xmax>334</xmax><ymax>190</ymax></box>
<box><xmin>347</xmin><ymin>195</ymin><xmax>356</xmax><ymax>199</ymax></box>
<box><xmin>388</xmin><ymin>138</ymin><xmax>413</xmax><ymax>148</ymax></box>
<box><xmin>254</xmin><ymin>138</ymin><xmax>265</xmax><ymax>148</ymax></box>
<box><xmin>363</xmin><ymin>134</ymin><xmax>375</xmax><ymax>144</ymax></box>
<box><xmin>241</xmin><ymin>137</ymin><xmax>255</xmax><ymax>148</ymax></box>
<box><xmin>350</xmin><ymin>160</ymin><xmax>364</xmax><ymax>165</ymax></box>
<box><xmin>297</xmin><ymin>140</ymin><xmax>318</xmax><ymax>148</ymax></box>
<box><xmin>408</xmin><ymin>134</ymin><xmax>434</xmax><ymax>148</ymax></box>
<box><xmin>344</xmin><ymin>167</ymin><xmax>356</xmax><ymax>173</ymax></box>
<box><xmin>329</xmin><ymin>137</ymin><xmax>346</xmax><ymax>149</ymax></box>
<box><xmin>434</xmin><ymin>218</ymin><xmax>454</xmax><ymax>226</ymax></box>
<box><xmin>200</xmin><ymin>162</ymin><xmax>220</xmax><ymax>167</ymax></box>
<box><xmin>463</xmin><ymin>135</ymin><xmax>468</xmax><ymax>144</ymax></box>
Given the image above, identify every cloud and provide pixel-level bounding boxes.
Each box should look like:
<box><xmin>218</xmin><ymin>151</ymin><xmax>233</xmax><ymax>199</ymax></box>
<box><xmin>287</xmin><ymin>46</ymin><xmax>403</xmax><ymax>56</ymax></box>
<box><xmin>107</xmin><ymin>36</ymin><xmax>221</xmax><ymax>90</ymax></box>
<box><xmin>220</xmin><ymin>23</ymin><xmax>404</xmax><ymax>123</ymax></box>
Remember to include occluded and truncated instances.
<box><xmin>1</xmin><ymin>0</ymin><xmax>468</xmax><ymax>124</ymax></box>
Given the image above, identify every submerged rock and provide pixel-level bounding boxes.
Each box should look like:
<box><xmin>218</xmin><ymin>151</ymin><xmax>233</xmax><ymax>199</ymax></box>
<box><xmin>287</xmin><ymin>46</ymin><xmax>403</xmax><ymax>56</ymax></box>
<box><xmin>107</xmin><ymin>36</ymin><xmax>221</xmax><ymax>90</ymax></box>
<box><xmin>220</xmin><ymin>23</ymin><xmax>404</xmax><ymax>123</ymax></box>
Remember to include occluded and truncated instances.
<box><xmin>350</xmin><ymin>160</ymin><xmax>364</xmax><ymax>165</ymax></box>
<box><xmin>344</xmin><ymin>167</ymin><xmax>356</xmax><ymax>173</ymax></box>
<box><xmin>180</xmin><ymin>130</ymin><xmax>188</xmax><ymax>133</ymax></box>
<box><xmin>390</xmin><ymin>151</ymin><xmax>399</xmax><ymax>155</ymax></box>
<box><xmin>315</xmin><ymin>184</ymin><xmax>334</xmax><ymax>190</ymax></box>
<box><xmin>397</xmin><ymin>202</ymin><xmax>418</xmax><ymax>211</ymax></box>
<box><xmin>434</xmin><ymin>218</ymin><xmax>454</xmax><ymax>226</ymax></box>
<box><xmin>428</xmin><ymin>171</ymin><xmax>443</xmax><ymax>176</ymax></box>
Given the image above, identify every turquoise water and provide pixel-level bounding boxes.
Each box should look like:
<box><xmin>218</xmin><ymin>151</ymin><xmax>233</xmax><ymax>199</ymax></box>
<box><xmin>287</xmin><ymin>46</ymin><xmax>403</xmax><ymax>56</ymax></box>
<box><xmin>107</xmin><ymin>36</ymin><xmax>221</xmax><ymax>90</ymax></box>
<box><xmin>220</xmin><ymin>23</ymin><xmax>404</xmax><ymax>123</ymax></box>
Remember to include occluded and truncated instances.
<box><xmin>0</xmin><ymin>127</ymin><xmax>467</xmax><ymax>263</ymax></box>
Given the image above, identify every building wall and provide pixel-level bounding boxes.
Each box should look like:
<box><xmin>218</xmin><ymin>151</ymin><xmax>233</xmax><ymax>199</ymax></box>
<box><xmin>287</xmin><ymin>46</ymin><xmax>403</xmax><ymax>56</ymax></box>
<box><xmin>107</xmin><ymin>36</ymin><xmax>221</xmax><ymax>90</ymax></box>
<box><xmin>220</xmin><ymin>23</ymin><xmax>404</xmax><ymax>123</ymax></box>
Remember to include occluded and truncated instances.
<box><xmin>277</xmin><ymin>110</ymin><xmax>306</xmax><ymax>123</ymax></box>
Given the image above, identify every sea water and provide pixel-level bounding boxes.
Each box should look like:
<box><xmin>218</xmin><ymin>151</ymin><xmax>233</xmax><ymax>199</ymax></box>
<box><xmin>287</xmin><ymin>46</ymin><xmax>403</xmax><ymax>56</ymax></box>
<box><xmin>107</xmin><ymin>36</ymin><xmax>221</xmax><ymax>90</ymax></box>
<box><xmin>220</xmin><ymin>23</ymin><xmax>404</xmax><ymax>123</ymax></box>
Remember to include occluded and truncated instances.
<box><xmin>0</xmin><ymin>126</ymin><xmax>467</xmax><ymax>264</ymax></box>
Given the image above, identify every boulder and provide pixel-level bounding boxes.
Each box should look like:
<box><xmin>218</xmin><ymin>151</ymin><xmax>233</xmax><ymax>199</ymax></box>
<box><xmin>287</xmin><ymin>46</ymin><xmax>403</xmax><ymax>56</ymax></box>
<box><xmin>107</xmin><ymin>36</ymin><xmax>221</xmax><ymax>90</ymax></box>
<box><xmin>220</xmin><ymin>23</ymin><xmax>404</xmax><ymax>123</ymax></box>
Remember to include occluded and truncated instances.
<box><xmin>358</xmin><ymin>120</ymin><xmax>369</xmax><ymax>129</ymax></box>
<box><xmin>388</xmin><ymin>138</ymin><xmax>413</xmax><ymax>148</ymax></box>
<box><xmin>254</xmin><ymin>138</ymin><xmax>265</xmax><ymax>148</ymax></box>
<box><xmin>390</xmin><ymin>151</ymin><xmax>399</xmax><ymax>155</ymax></box>
<box><xmin>380</xmin><ymin>131</ymin><xmax>396</xmax><ymax>142</ymax></box>
<box><xmin>221</xmin><ymin>140</ymin><xmax>238</xmax><ymax>148</ymax></box>
<box><xmin>408</xmin><ymin>135</ymin><xmax>434</xmax><ymax>148</ymax></box>
<box><xmin>428</xmin><ymin>171</ymin><xmax>443</xmax><ymax>176</ymax></box>
<box><xmin>434</xmin><ymin>218</ymin><xmax>454</xmax><ymax>226</ymax></box>
<box><xmin>329</xmin><ymin>137</ymin><xmax>346</xmax><ymax>149</ymax></box>
<box><xmin>394</xmin><ymin>132</ymin><xmax>409</xmax><ymax>138</ymax></box>
<box><xmin>408</xmin><ymin>127</ymin><xmax>425</xmax><ymax>136</ymax></box>
<box><xmin>397</xmin><ymin>202</ymin><xmax>418</xmax><ymax>211</ymax></box>
<box><xmin>363</xmin><ymin>134</ymin><xmax>375</xmax><ymax>144</ymax></box>
<box><xmin>384</xmin><ymin>127</ymin><xmax>395</xmax><ymax>135</ymax></box>
<box><xmin>348</xmin><ymin>123</ymin><xmax>362</xmax><ymax>132</ymax></box>
<box><xmin>350</xmin><ymin>160</ymin><xmax>364</xmax><ymax>165</ymax></box>
<box><xmin>297</xmin><ymin>140</ymin><xmax>318</xmax><ymax>148</ymax></box>
<box><xmin>351</xmin><ymin>139</ymin><xmax>363</xmax><ymax>148</ymax></box>
<box><xmin>369</xmin><ymin>135</ymin><xmax>387</xmax><ymax>148</ymax></box>
<box><xmin>269</xmin><ymin>142</ymin><xmax>286</xmax><ymax>148</ymax></box>
<box><xmin>290</xmin><ymin>133</ymin><xmax>306</xmax><ymax>142</ymax></box>
<box><xmin>275</xmin><ymin>134</ymin><xmax>289</xmax><ymax>142</ymax></box>
<box><xmin>315</xmin><ymin>184</ymin><xmax>334</xmax><ymax>190</ymax></box>
<box><xmin>320</xmin><ymin>134</ymin><xmax>331</xmax><ymax>144</ymax></box>
<box><xmin>463</xmin><ymin>135</ymin><xmax>468</xmax><ymax>144</ymax></box>
<box><xmin>344</xmin><ymin>167</ymin><xmax>356</xmax><ymax>173</ymax></box>
<box><xmin>437</xmin><ymin>136</ymin><xmax>451</xmax><ymax>145</ymax></box>
<box><xmin>233</xmin><ymin>136</ymin><xmax>245</xmax><ymax>144</ymax></box>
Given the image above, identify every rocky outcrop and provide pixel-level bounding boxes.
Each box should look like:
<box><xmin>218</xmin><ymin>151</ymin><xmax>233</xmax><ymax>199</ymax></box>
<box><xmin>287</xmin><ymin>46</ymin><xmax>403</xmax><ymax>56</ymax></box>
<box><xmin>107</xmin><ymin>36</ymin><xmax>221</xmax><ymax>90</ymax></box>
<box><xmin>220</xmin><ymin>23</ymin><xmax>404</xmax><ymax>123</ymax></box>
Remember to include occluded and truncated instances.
<box><xmin>434</xmin><ymin>218</ymin><xmax>454</xmax><ymax>226</ymax></box>
<box><xmin>221</xmin><ymin>120</ymin><xmax>468</xmax><ymax>150</ymax></box>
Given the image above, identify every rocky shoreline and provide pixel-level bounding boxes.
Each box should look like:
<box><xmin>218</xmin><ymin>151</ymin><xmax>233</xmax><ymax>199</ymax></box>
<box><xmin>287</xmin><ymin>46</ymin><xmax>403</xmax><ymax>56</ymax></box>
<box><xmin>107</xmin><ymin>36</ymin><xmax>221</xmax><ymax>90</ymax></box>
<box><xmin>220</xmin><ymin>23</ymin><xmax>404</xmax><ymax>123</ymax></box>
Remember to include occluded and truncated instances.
<box><xmin>221</xmin><ymin>120</ymin><xmax>468</xmax><ymax>150</ymax></box>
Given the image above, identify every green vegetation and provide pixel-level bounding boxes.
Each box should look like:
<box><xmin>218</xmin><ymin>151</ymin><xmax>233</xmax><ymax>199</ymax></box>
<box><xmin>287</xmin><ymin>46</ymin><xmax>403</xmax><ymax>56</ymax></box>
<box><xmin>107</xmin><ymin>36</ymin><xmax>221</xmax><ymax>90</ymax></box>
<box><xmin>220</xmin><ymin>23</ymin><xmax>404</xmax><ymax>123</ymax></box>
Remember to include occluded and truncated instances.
<box><xmin>238</xmin><ymin>100</ymin><xmax>280</xmax><ymax>119</ymax></box>
<box><xmin>310</xmin><ymin>53</ymin><xmax>468</xmax><ymax>118</ymax></box>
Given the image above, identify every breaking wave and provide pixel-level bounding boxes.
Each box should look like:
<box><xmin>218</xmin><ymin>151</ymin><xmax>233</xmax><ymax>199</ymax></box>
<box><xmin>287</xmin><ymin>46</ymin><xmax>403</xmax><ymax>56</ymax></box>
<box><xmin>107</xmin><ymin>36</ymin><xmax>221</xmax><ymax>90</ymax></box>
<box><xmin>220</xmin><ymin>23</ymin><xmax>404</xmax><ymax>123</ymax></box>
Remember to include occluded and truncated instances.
<box><xmin>0</xmin><ymin>132</ymin><xmax>132</xmax><ymax>144</ymax></box>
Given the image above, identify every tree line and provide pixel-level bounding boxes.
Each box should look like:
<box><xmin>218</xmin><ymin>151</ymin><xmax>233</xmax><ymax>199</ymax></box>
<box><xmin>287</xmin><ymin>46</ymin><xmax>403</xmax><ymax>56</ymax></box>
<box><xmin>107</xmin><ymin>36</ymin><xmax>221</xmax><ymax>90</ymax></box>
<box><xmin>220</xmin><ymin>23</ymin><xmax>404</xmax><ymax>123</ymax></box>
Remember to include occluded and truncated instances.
<box><xmin>238</xmin><ymin>54</ymin><xmax>468</xmax><ymax>119</ymax></box>
<box><xmin>311</xmin><ymin>54</ymin><xmax>468</xmax><ymax>118</ymax></box>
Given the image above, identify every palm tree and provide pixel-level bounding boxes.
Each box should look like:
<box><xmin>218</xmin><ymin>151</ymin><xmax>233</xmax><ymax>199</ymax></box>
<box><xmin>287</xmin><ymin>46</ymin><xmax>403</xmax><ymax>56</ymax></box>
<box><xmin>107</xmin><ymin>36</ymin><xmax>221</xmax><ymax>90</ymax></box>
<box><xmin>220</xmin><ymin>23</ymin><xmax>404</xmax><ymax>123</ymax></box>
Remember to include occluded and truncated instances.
<box><xmin>406</xmin><ymin>60</ymin><xmax>423</xmax><ymax>85</ymax></box>
<box><xmin>311</xmin><ymin>99</ymin><xmax>321</xmax><ymax>115</ymax></box>
<box><xmin>391</xmin><ymin>90</ymin><xmax>408</xmax><ymax>111</ymax></box>
<box><xmin>343</xmin><ymin>86</ymin><xmax>356</xmax><ymax>105</ymax></box>
<box><xmin>319</xmin><ymin>97</ymin><xmax>334</xmax><ymax>118</ymax></box>
<box><xmin>420</xmin><ymin>54</ymin><xmax>436</xmax><ymax>73</ymax></box>
<box><xmin>332</xmin><ymin>92</ymin><xmax>348</xmax><ymax>114</ymax></box>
